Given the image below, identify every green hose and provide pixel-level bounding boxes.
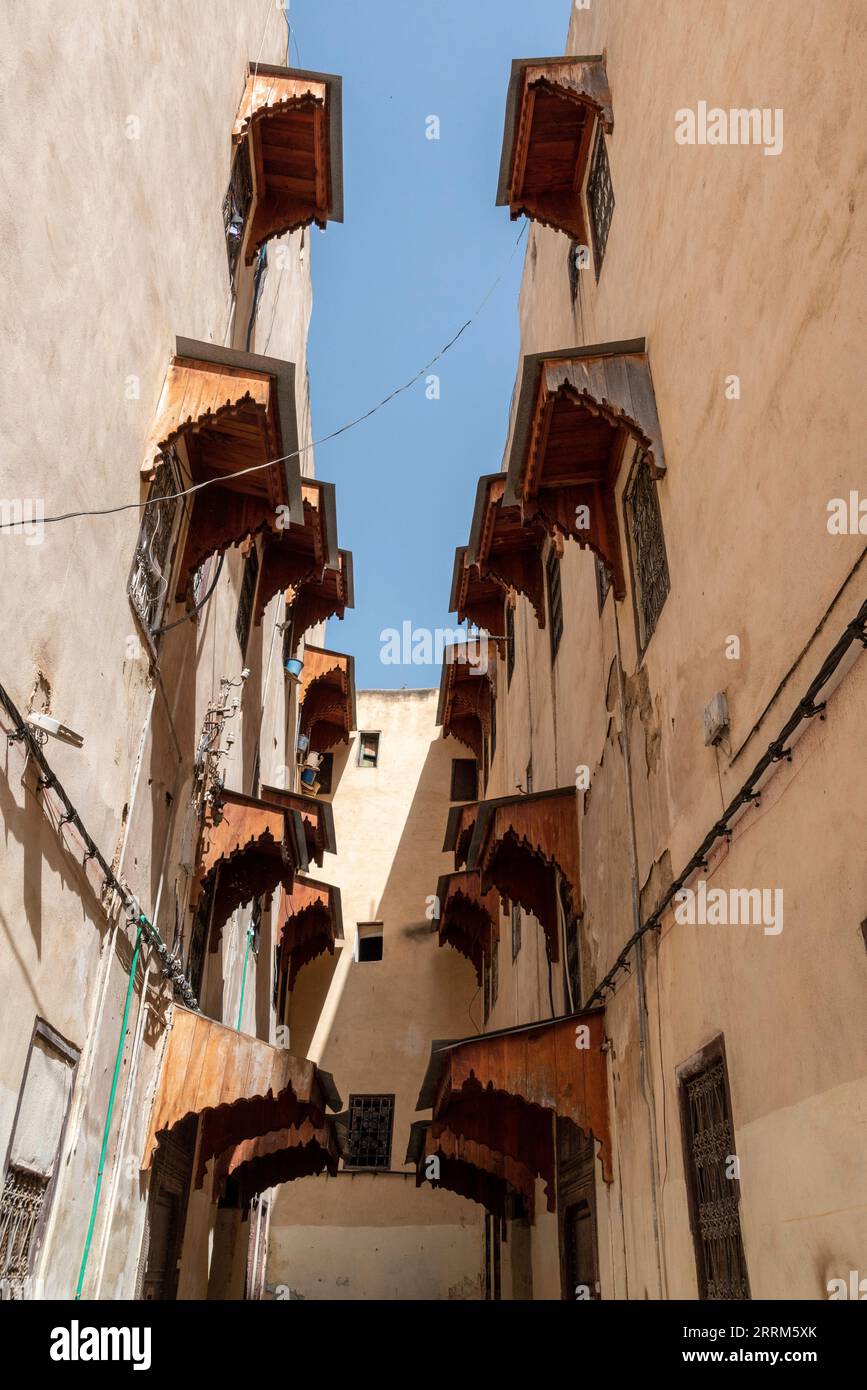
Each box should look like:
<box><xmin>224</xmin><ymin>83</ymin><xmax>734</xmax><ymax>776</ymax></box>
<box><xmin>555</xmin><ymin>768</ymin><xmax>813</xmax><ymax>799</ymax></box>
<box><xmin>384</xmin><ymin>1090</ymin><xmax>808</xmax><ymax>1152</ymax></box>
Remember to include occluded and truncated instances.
<box><xmin>75</xmin><ymin>917</ymin><xmax>143</xmax><ymax>1300</ymax></box>
<box><xmin>237</xmin><ymin>923</ymin><xmax>254</xmax><ymax>1031</ymax></box>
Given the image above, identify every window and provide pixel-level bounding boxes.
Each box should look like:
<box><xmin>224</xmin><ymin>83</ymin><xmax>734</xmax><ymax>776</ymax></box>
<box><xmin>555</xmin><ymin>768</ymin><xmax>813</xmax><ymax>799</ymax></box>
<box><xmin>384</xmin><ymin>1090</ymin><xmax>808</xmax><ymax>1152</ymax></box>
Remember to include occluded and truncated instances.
<box><xmin>624</xmin><ymin>451</ymin><xmax>670</xmax><ymax>655</ymax></box>
<box><xmin>356</xmin><ymin>923</ymin><xmax>383</xmax><ymax>963</ymax></box>
<box><xmin>483</xmin><ymin>939</ymin><xmax>498</xmax><ymax>1024</ymax></box>
<box><xmin>489</xmin><ymin>691</ymin><xmax>497</xmax><ymax>765</ymax></box>
<box><xmin>137</xmin><ymin>1114</ymin><xmax>196</xmax><ymax>1301</ymax></box>
<box><xmin>484</xmin><ymin>1213</ymin><xmax>502</xmax><ymax>1300</ymax></box>
<box><xmin>222</xmin><ymin>139</ymin><xmax>253</xmax><ymax>280</ymax></box>
<box><xmin>127</xmin><ymin>448</ymin><xmax>184</xmax><ymax>651</ymax></box>
<box><xmin>0</xmin><ymin>1021</ymin><xmax>79</xmax><ymax>1298</ymax></box>
<box><xmin>450</xmin><ymin>758</ymin><xmax>477</xmax><ymax>803</ymax></box>
<box><xmin>525</xmin><ymin>759</ymin><xmax>534</xmax><ymax>795</ymax></box>
<box><xmin>358</xmin><ymin>731</ymin><xmax>380</xmax><ymax>768</ymax></box>
<box><xmin>317</xmin><ymin>752</ymin><xmax>334</xmax><ymax>796</ymax></box>
<box><xmin>345</xmin><ymin>1095</ymin><xmax>394</xmax><ymax>1170</ymax></box>
<box><xmin>235</xmin><ymin>544</ymin><xmax>260</xmax><ymax>655</ymax></box>
<box><xmin>511</xmin><ymin>902</ymin><xmax>522</xmax><ymax>961</ymax></box>
<box><xmin>562</xmin><ymin>879</ymin><xmax>582</xmax><ymax>1011</ymax></box>
<box><xmin>191</xmin><ymin>554</ymin><xmax>215</xmax><ymax>619</ymax></box>
<box><xmin>595</xmin><ymin>554</ymin><xmax>612</xmax><ymax>614</ymax></box>
<box><xmin>557</xmin><ymin>1118</ymin><xmax>599</xmax><ymax>1300</ymax></box>
<box><xmin>678</xmin><ymin>1039</ymin><xmax>750</xmax><ymax>1301</ymax></box>
<box><xmin>505</xmin><ymin>600</ymin><xmax>516</xmax><ymax>686</ymax></box>
<box><xmin>587</xmin><ymin>123</ymin><xmax>614</xmax><ymax>279</ymax></box>
<box><xmin>546</xmin><ymin>547</ymin><xmax>564</xmax><ymax>662</ymax></box>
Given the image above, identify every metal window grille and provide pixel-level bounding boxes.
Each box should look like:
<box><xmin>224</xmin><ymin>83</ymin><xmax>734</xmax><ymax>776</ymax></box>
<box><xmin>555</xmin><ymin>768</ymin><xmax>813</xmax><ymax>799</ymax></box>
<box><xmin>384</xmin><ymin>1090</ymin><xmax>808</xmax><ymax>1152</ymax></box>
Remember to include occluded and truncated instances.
<box><xmin>346</xmin><ymin>1095</ymin><xmax>394</xmax><ymax>1170</ymax></box>
<box><xmin>235</xmin><ymin>545</ymin><xmax>260</xmax><ymax>655</ymax></box>
<box><xmin>546</xmin><ymin>548</ymin><xmax>564</xmax><ymax>661</ymax></box>
<box><xmin>511</xmin><ymin>902</ymin><xmax>522</xmax><ymax>961</ymax></box>
<box><xmin>624</xmin><ymin>453</ymin><xmax>670</xmax><ymax>653</ymax></box>
<box><xmin>358</xmin><ymin>732</ymin><xmax>380</xmax><ymax>767</ymax></box>
<box><xmin>683</xmin><ymin>1059</ymin><xmax>750</xmax><ymax>1301</ymax></box>
<box><xmin>223</xmin><ymin>139</ymin><xmax>253</xmax><ymax>279</ymax></box>
<box><xmin>505</xmin><ymin>601</ymin><xmax>515</xmax><ymax>685</ymax></box>
<box><xmin>595</xmin><ymin>554</ymin><xmax>612</xmax><ymax>614</ymax></box>
<box><xmin>587</xmin><ymin>124</ymin><xmax>615</xmax><ymax>278</ymax></box>
<box><xmin>0</xmin><ymin>1168</ymin><xmax>48</xmax><ymax>1299</ymax></box>
<box><xmin>128</xmin><ymin>449</ymin><xmax>183</xmax><ymax>646</ymax></box>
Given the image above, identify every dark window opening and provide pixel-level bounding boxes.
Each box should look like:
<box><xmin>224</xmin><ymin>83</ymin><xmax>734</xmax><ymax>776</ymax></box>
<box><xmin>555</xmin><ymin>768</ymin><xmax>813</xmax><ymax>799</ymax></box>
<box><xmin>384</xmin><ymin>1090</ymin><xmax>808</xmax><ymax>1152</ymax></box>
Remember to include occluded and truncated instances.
<box><xmin>358</xmin><ymin>731</ymin><xmax>380</xmax><ymax>768</ymax></box>
<box><xmin>511</xmin><ymin>902</ymin><xmax>522</xmax><ymax>961</ymax></box>
<box><xmin>317</xmin><ymin>752</ymin><xmax>334</xmax><ymax>795</ymax></box>
<box><xmin>595</xmin><ymin>554</ymin><xmax>612</xmax><ymax>614</ymax></box>
<box><xmin>356</xmin><ymin>923</ymin><xmax>383</xmax><ymax>963</ymax></box>
<box><xmin>546</xmin><ymin>548</ymin><xmax>564</xmax><ymax>662</ymax></box>
<box><xmin>557</xmin><ymin>1119</ymin><xmax>600</xmax><ymax>1300</ymax></box>
<box><xmin>505</xmin><ymin>600</ymin><xmax>516</xmax><ymax>685</ymax></box>
<box><xmin>484</xmin><ymin>1212</ymin><xmax>502</xmax><ymax>1300</ymax></box>
<box><xmin>450</xmin><ymin>758</ymin><xmax>478</xmax><ymax>803</ymax></box>
<box><xmin>624</xmin><ymin>452</ymin><xmax>670</xmax><ymax>655</ymax></box>
<box><xmin>346</xmin><ymin>1094</ymin><xmax>394</xmax><ymax>1170</ymax></box>
<box><xmin>587</xmin><ymin>123</ymin><xmax>614</xmax><ymax>279</ymax></box>
<box><xmin>563</xmin><ymin>888</ymin><xmax>582</xmax><ymax>1011</ymax></box>
<box><xmin>137</xmin><ymin>1114</ymin><xmax>197</xmax><ymax>1300</ymax></box>
<box><xmin>235</xmin><ymin>545</ymin><xmax>259</xmax><ymax>655</ymax></box>
<box><xmin>679</xmin><ymin>1041</ymin><xmax>750</xmax><ymax>1301</ymax></box>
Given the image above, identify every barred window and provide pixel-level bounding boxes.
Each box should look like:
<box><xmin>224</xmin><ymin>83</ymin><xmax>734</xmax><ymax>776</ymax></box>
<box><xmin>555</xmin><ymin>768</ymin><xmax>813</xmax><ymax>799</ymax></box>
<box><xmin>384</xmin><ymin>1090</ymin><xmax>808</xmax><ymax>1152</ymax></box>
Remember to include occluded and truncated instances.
<box><xmin>346</xmin><ymin>1094</ymin><xmax>394</xmax><ymax>1170</ymax></box>
<box><xmin>235</xmin><ymin>545</ymin><xmax>260</xmax><ymax>655</ymax></box>
<box><xmin>223</xmin><ymin>139</ymin><xmax>253</xmax><ymax>280</ymax></box>
<box><xmin>679</xmin><ymin>1043</ymin><xmax>750</xmax><ymax>1301</ymax></box>
<box><xmin>546</xmin><ymin>548</ymin><xmax>564</xmax><ymax>662</ymax></box>
<box><xmin>624</xmin><ymin>452</ymin><xmax>670</xmax><ymax>654</ymax></box>
<box><xmin>587</xmin><ymin>124</ymin><xmax>614</xmax><ymax>279</ymax></box>
<box><xmin>127</xmin><ymin>448</ymin><xmax>184</xmax><ymax>651</ymax></box>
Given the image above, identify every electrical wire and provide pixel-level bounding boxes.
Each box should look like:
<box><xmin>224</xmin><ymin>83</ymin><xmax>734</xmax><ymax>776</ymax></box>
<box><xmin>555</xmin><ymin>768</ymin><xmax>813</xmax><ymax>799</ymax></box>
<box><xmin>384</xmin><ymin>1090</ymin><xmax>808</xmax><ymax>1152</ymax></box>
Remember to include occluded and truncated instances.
<box><xmin>34</xmin><ymin>224</ymin><xmax>528</xmax><ymax>529</ymax></box>
<box><xmin>150</xmin><ymin>553</ymin><xmax>225</xmax><ymax>637</ymax></box>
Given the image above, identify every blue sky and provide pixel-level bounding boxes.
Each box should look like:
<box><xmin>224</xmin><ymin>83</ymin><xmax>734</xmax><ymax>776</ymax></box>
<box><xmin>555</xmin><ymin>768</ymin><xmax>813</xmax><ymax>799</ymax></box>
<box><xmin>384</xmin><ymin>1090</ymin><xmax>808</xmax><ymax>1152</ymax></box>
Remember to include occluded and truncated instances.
<box><xmin>287</xmin><ymin>0</ymin><xmax>568</xmax><ymax>687</ymax></box>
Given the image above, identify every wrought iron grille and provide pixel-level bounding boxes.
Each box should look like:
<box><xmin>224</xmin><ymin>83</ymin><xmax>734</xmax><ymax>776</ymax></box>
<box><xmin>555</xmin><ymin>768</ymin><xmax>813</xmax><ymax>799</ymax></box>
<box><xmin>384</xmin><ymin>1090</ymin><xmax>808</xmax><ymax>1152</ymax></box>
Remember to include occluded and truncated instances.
<box><xmin>0</xmin><ymin>1167</ymin><xmax>48</xmax><ymax>1298</ymax></box>
<box><xmin>587</xmin><ymin>124</ymin><xmax>615</xmax><ymax>278</ymax></box>
<box><xmin>684</xmin><ymin>1060</ymin><xmax>750</xmax><ymax>1300</ymax></box>
<box><xmin>235</xmin><ymin>545</ymin><xmax>260</xmax><ymax>655</ymax></box>
<box><xmin>223</xmin><ymin>139</ymin><xmax>253</xmax><ymax>279</ymax></box>
<box><xmin>595</xmin><ymin>554</ymin><xmax>612</xmax><ymax>613</ymax></box>
<box><xmin>624</xmin><ymin>453</ymin><xmax>670</xmax><ymax>652</ymax></box>
<box><xmin>546</xmin><ymin>548</ymin><xmax>564</xmax><ymax>661</ymax></box>
<box><xmin>346</xmin><ymin>1095</ymin><xmax>395</xmax><ymax>1169</ymax></box>
<box><xmin>128</xmin><ymin>449</ymin><xmax>183</xmax><ymax>645</ymax></box>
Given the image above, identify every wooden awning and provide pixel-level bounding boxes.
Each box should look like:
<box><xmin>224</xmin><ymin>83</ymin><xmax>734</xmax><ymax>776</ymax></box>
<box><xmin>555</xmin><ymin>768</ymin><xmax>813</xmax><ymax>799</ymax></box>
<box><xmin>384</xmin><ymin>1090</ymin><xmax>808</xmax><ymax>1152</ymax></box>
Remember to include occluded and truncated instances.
<box><xmin>504</xmin><ymin>342</ymin><xmax>666</xmax><ymax>599</ymax></box>
<box><xmin>253</xmin><ymin>481</ymin><xmax>339</xmax><ymax>625</ymax></box>
<box><xmin>277</xmin><ymin>876</ymin><xmax>344</xmax><ymax>991</ymax></box>
<box><xmin>259</xmin><ymin>784</ymin><xmax>336</xmax><ymax>867</ymax></box>
<box><xmin>191</xmin><ymin>788</ymin><xmax>309</xmax><ymax>950</ymax></box>
<box><xmin>142</xmin><ymin>1007</ymin><xmax>338</xmax><ymax>1187</ymax></box>
<box><xmin>496</xmin><ymin>56</ymin><xmax>613</xmax><ymax>241</ymax></box>
<box><xmin>449</xmin><ymin>547</ymin><xmax>508</xmax><ymax>638</ymax></box>
<box><xmin>231</xmin><ymin>63</ymin><xmax>343</xmax><ymax>264</ymax></box>
<box><xmin>140</xmin><ymin>339</ymin><xmax>304</xmax><ymax>597</ymax></box>
<box><xmin>407</xmin><ymin>1120</ymin><xmax>535</xmax><ymax>1223</ymax></box>
<box><xmin>435</xmin><ymin>870</ymin><xmax>500</xmax><ymax>984</ymax></box>
<box><xmin>290</xmin><ymin>548</ymin><xmax>354</xmax><ymax>639</ymax></box>
<box><xmin>442</xmin><ymin>801</ymin><xmax>480</xmax><ymax>870</ymax></box>
<box><xmin>467</xmin><ymin>474</ymin><xmax>548</xmax><ymax>629</ymax></box>
<box><xmin>417</xmin><ymin>1011</ymin><xmax>611</xmax><ymax>1208</ymax></box>
<box><xmin>436</xmin><ymin>643</ymin><xmax>496</xmax><ymax>763</ymax></box>
<box><xmin>298</xmin><ymin>646</ymin><xmax>357</xmax><ymax>752</ymax></box>
<box><xmin>215</xmin><ymin>1118</ymin><xmax>340</xmax><ymax>1205</ymax></box>
<box><xmin>466</xmin><ymin>787</ymin><xmax>580</xmax><ymax>963</ymax></box>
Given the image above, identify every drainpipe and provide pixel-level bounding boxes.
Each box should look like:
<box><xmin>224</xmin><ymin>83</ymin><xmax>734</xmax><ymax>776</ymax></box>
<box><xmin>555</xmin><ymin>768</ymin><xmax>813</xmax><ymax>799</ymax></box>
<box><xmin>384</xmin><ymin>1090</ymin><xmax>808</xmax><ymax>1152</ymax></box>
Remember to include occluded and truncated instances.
<box><xmin>75</xmin><ymin>919</ymin><xmax>144</xmax><ymax>1300</ymax></box>
<box><xmin>612</xmin><ymin>607</ymin><xmax>667</xmax><ymax>1298</ymax></box>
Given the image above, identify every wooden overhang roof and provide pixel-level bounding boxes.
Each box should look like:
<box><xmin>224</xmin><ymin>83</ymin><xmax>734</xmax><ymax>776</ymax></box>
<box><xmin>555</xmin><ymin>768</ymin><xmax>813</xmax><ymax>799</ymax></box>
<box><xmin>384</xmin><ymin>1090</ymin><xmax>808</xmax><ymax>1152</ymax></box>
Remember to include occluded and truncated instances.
<box><xmin>436</xmin><ymin>643</ymin><xmax>496</xmax><ymax>764</ymax></box>
<box><xmin>191</xmin><ymin>787</ymin><xmax>309</xmax><ymax>950</ymax></box>
<box><xmin>416</xmin><ymin>1010</ymin><xmax>611</xmax><ymax>1209</ymax></box>
<box><xmin>449</xmin><ymin>546</ymin><xmax>508</xmax><ymax>639</ymax></box>
<box><xmin>503</xmin><ymin>341</ymin><xmax>666</xmax><ymax>600</ymax></box>
<box><xmin>253</xmin><ymin>481</ymin><xmax>339</xmax><ymax>625</ymax></box>
<box><xmin>465</xmin><ymin>786</ymin><xmax>580</xmax><ymax>964</ymax></box>
<box><xmin>215</xmin><ymin>1117</ymin><xmax>340</xmax><ymax>1206</ymax></box>
<box><xmin>277</xmin><ymin>876</ymin><xmax>344</xmax><ymax>991</ymax></box>
<box><xmin>434</xmin><ymin>870</ymin><xmax>501</xmax><ymax>984</ymax></box>
<box><xmin>142</xmin><ymin>1006</ymin><xmax>341</xmax><ymax>1187</ymax></box>
<box><xmin>232</xmin><ymin>63</ymin><xmax>343</xmax><ymax>264</ymax></box>
<box><xmin>467</xmin><ymin>474</ymin><xmax>548</xmax><ymax>629</ymax></box>
<box><xmin>259</xmin><ymin>784</ymin><xmax>336</xmax><ymax>867</ymax></box>
<box><xmin>496</xmin><ymin>55</ymin><xmax>613</xmax><ymax>242</ymax></box>
<box><xmin>407</xmin><ymin>1120</ymin><xmax>536</xmax><ymax>1224</ymax></box>
<box><xmin>298</xmin><ymin>646</ymin><xmax>357</xmax><ymax>753</ymax></box>
<box><xmin>290</xmin><ymin>548</ymin><xmax>355</xmax><ymax>639</ymax></box>
<box><xmin>442</xmin><ymin>801</ymin><xmax>481</xmax><ymax>870</ymax></box>
<box><xmin>140</xmin><ymin>338</ymin><xmax>304</xmax><ymax>597</ymax></box>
